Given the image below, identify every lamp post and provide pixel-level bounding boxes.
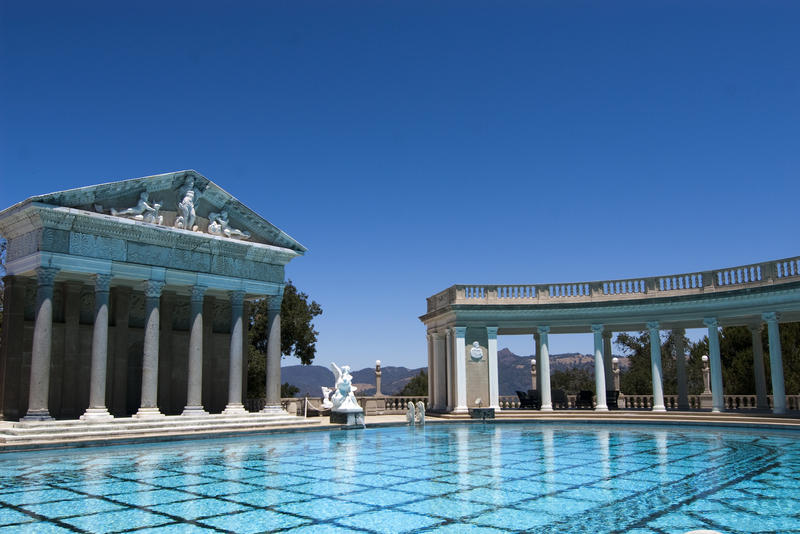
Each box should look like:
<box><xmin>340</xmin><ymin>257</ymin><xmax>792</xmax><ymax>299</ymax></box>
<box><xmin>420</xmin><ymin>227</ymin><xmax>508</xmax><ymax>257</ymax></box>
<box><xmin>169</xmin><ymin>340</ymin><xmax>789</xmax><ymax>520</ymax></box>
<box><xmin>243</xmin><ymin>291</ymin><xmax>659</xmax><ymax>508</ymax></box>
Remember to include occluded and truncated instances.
<box><xmin>531</xmin><ymin>358</ymin><xmax>537</xmax><ymax>390</ymax></box>
<box><xmin>701</xmin><ymin>355</ymin><xmax>711</xmax><ymax>394</ymax></box>
<box><xmin>375</xmin><ymin>360</ymin><xmax>382</xmax><ymax>397</ymax></box>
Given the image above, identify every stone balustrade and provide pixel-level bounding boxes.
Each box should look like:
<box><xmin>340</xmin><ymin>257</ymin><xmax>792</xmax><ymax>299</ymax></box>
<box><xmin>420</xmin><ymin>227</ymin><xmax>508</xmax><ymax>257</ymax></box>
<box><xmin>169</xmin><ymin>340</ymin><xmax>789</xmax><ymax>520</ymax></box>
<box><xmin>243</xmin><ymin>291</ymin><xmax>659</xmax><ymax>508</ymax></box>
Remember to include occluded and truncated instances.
<box><xmin>427</xmin><ymin>255</ymin><xmax>800</xmax><ymax>313</ymax></box>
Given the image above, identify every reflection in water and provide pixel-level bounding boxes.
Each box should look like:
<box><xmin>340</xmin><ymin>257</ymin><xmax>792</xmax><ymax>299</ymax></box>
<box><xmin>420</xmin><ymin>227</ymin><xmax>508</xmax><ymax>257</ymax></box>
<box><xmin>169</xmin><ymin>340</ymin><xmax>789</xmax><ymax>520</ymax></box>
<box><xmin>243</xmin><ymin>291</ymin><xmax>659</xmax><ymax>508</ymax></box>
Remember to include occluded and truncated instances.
<box><xmin>597</xmin><ymin>429</ymin><xmax>610</xmax><ymax>479</ymax></box>
<box><xmin>655</xmin><ymin>431</ymin><xmax>668</xmax><ymax>476</ymax></box>
<box><xmin>543</xmin><ymin>427</ymin><xmax>555</xmax><ymax>490</ymax></box>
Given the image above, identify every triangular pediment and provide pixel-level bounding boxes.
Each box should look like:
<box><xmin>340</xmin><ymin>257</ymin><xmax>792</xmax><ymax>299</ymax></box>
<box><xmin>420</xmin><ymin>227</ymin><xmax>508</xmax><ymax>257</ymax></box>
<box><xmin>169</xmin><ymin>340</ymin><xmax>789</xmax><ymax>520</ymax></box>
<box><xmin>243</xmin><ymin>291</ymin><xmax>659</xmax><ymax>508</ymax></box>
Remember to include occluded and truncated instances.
<box><xmin>19</xmin><ymin>170</ymin><xmax>306</xmax><ymax>253</ymax></box>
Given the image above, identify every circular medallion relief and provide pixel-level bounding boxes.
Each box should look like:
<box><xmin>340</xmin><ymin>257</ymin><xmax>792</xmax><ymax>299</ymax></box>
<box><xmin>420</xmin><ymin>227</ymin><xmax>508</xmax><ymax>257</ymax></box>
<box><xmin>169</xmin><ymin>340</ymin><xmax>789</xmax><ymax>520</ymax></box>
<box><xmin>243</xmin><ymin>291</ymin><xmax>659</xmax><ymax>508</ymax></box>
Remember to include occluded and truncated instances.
<box><xmin>470</xmin><ymin>341</ymin><xmax>484</xmax><ymax>361</ymax></box>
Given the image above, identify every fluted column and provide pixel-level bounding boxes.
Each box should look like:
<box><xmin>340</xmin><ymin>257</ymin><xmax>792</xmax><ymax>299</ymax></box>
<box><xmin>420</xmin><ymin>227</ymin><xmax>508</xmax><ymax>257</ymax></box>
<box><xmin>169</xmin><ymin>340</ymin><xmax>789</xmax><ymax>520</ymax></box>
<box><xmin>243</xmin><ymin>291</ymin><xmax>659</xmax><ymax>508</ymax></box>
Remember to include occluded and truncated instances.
<box><xmin>647</xmin><ymin>321</ymin><xmax>666</xmax><ymax>412</ymax></box>
<box><xmin>453</xmin><ymin>326</ymin><xmax>468</xmax><ymax>413</ymax></box>
<box><xmin>135</xmin><ymin>280</ymin><xmax>165</xmax><ymax>418</ymax></box>
<box><xmin>183</xmin><ymin>285</ymin><xmax>208</xmax><ymax>415</ymax></box>
<box><xmin>703</xmin><ymin>318</ymin><xmax>724</xmax><ymax>413</ymax></box>
<box><xmin>602</xmin><ymin>330</ymin><xmax>613</xmax><ymax>389</ymax></box>
<box><xmin>428</xmin><ymin>333</ymin><xmax>437</xmax><ymax>409</ymax></box>
<box><xmin>591</xmin><ymin>324</ymin><xmax>608</xmax><ymax>411</ymax></box>
<box><xmin>487</xmin><ymin>327</ymin><xmax>499</xmax><ymax>410</ymax></box>
<box><xmin>748</xmin><ymin>323</ymin><xmax>769</xmax><ymax>410</ymax></box>
<box><xmin>534</xmin><ymin>332</ymin><xmax>541</xmax><ymax>392</ymax></box>
<box><xmin>673</xmin><ymin>328</ymin><xmax>689</xmax><ymax>411</ymax></box>
<box><xmin>262</xmin><ymin>294</ymin><xmax>284</xmax><ymax>414</ymax></box>
<box><xmin>538</xmin><ymin>326</ymin><xmax>553</xmax><ymax>412</ymax></box>
<box><xmin>432</xmin><ymin>333</ymin><xmax>446</xmax><ymax>410</ymax></box>
<box><xmin>763</xmin><ymin>312</ymin><xmax>786</xmax><ymax>414</ymax></box>
<box><xmin>223</xmin><ymin>290</ymin><xmax>247</xmax><ymax>414</ymax></box>
<box><xmin>81</xmin><ymin>274</ymin><xmax>113</xmax><ymax>420</ymax></box>
<box><xmin>23</xmin><ymin>267</ymin><xmax>60</xmax><ymax>421</ymax></box>
<box><xmin>445</xmin><ymin>328</ymin><xmax>453</xmax><ymax>411</ymax></box>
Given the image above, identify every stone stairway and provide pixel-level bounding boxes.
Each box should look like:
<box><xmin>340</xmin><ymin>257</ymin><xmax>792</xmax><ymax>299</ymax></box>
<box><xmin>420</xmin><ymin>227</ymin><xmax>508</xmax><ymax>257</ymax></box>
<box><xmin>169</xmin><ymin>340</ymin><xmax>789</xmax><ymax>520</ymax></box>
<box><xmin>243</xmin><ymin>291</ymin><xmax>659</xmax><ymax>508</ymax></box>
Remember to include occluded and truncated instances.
<box><xmin>0</xmin><ymin>412</ymin><xmax>320</xmax><ymax>448</ymax></box>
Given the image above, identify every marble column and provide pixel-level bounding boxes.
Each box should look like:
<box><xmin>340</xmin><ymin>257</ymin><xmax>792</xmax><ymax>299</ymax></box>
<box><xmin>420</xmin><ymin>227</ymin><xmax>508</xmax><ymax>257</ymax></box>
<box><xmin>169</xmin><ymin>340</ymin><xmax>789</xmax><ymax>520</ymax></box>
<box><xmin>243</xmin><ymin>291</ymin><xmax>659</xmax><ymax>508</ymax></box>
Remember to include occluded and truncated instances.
<box><xmin>647</xmin><ymin>321</ymin><xmax>666</xmax><ymax>412</ymax></box>
<box><xmin>432</xmin><ymin>333</ymin><xmax>446</xmax><ymax>411</ymax></box>
<box><xmin>487</xmin><ymin>327</ymin><xmax>500</xmax><ymax>410</ymax></box>
<box><xmin>223</xmin><ymin>290</ymin><xmax>247</xmax><ymax>414</ymax></box>
<box><xmin>453</xmin><ymin>326</ymin><xmax>468</xmax><ymax>413</ymax></box>
<box><xmin>262</xmin><ymin>294</ymin><xmax>283</xmax><ymax>414</ymax></box>
<box><xmin>673</xmin><ymin>328</ymin><xmax>689</xmax><ymax>411</ymax></box>
<box><xmin>591</xmin><ymin>324</ymin><xmax>608</xmax><ymax>411</ymax></box>
<box><xmin>538</xmin><ymin>326</ymin><xmax>553</xmax><ymax>412</ymax></box>
<box><xmin>748</xmin><ymin>323</ymin><xmax>769</xmax><ymax>410</ymax></box>
<box><xmin>23</xmin><ymin>266</ymin><xmax>60</xmax><ymax>421</ymax></box>
<box><xmin>435</xmin><ymin>334</ymin><xmax>447</xmax><ymax>410</ymax></box>
<box><xmin>704</xmin><ymin>318</ymin><xmax>724</xmax><ymax>413</ymax></box>
<box><xmin>534</xmin><ymin>332</ymin><xmax>541</xmax><ymax>392</ymax></box>
<box><xmin>428</xmin><ymin>333</ymin><xmax>436</xmax><ymax>409</ymax></box>
<box><xmin>183</xmin><ymin>285</ymin><xmax>208</xmax><ymax>415</ymax></box>
<box><xmin>81</xmin><ymin>274</ymin><xmax>113</xmax><ymax>420</ymax></box>
<box><xmin>602</xmin><ymin>330</ymin><xmax>614</xmax><ymax>389</ymax></box>
<box><xmin>134</xmin><ymin>280</ymin><xmax>165</xmax><ymax>418</ymax></box>
<box><xmin>445</xmin><ymin>328</ymin><xmax>453</xmax><ymax>411</ymax></box>
<box><xmin>763</xmin><ymin>312</ymin><xmax>786</xmax><ymax>414</ymax></box>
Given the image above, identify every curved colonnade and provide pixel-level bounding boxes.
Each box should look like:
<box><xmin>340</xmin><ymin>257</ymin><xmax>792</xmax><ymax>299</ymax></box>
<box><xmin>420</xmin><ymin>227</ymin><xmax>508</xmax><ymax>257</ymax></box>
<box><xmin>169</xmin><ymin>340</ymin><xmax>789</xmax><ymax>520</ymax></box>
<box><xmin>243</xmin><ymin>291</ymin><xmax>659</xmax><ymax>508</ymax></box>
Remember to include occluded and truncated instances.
<box><xmin>421</xmin><ymin>256</ymin><xmax>800</xmax><ymax>415</ymax></box>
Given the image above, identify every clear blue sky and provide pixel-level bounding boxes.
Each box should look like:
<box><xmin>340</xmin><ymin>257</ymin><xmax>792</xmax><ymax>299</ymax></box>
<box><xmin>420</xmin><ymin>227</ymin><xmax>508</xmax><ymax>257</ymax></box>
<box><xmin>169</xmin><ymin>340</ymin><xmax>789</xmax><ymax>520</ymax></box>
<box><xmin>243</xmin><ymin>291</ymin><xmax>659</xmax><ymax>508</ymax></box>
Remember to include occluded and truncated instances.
<box><xmin>1</xmin><ymin>2</ymin><xmax>798</xmax><ymax>371</ymax></box>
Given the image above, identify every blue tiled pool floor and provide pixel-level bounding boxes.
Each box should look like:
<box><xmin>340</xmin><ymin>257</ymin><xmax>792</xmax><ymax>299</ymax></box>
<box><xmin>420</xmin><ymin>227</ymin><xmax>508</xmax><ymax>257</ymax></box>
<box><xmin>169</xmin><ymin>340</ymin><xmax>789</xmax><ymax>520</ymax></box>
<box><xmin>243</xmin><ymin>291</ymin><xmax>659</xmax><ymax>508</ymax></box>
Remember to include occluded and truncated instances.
<box><xmin>0</xmin><ymin>423</ymin><xmax>798</xmax><ymax>533</ymax></box>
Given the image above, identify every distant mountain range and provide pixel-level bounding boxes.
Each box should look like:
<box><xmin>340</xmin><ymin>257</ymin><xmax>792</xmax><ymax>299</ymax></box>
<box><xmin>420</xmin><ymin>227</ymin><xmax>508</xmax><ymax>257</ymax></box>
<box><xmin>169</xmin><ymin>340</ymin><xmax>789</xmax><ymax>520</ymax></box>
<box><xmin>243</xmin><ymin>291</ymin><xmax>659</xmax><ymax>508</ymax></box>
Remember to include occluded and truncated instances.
<box><xmin>281</xmin><ymin>348</ymin><xmax>629</xmax><ymax>397</ymax></box>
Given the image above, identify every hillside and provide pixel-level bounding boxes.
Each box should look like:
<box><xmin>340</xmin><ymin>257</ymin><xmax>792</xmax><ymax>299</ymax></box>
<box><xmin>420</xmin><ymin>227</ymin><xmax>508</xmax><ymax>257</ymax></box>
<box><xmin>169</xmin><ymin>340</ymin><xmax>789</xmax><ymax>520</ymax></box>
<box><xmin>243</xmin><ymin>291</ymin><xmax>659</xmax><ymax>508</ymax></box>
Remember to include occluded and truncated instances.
<box><xmin>279</xmin><ymin>348</ymin><xmax>629</xmax><ymax>398</ymax></box>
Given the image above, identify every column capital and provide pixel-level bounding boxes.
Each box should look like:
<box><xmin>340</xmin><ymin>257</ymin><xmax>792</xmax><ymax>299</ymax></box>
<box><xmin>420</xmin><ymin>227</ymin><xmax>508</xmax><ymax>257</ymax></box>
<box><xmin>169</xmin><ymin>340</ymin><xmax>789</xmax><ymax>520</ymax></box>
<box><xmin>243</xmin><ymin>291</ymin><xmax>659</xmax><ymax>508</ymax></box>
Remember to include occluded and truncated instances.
<box><xmin>590</xmin><ymin>324</ymin><xmax>604</xmax><ymax>334</ymax></box>
<box><xmin>36</xmin><ymin>266</ymin><xmax>60</xmax><ymax>287</ymax></box>
<box><xmin>762</xmin><ymin>311</ymin><xmax>780</xmax><ymax>323</ymax></box>
<box><xmin>486</xmin><ymin>326</ymin><xmax>498</xmax><ymax>339</ymax></box>
<box><xmin>94</xmin><ymin>274</ymin><xmax>112</xmax><ymax>293</ymax></box>
<box><xmin>229</xmin><ymin>290</ymin><xmax>246</xmax><ymax>307</ymax></box>
<box><xmin>748</xmin><ymin>322</ymin><xmax>763</xmax><ymax>334</ymax></box>
<box><xmin>602</xmin><ymin>330</ymin><xmax>612</xmax><ymax>340</ymax></box>
<box><xmin>143</xmin><ymin>280</ymin><xmax>165</xmax><ymax>298</ymax></box>
<box><xmin>703</xmin><ymin>317</ymin><xmax>719</xmax><ymax>329</ymax></box>
<box><xmin>191</xmin><ymin>285</ymin><xmax>207</xmax><ymax>302</ymax></box>
<box><xmin>267</xmin><ymin>294</ymin><xmax>282</xmax><ymax>312</ymax></box>
<box><xmin>454</xmin><ymin>326</ymin><xmax>467</xmax><ymax>337</ymax></box>
<box><xmin>646</xmin><ymin>321</ymin><xmax>660</xmax><ymax>332</ymax></box>
<box><xmin>431</xmin><ymin>331</ymin><xmax>444</xmax><ymax>340</ymax></box>
<box><xmin>537</xmin><ymin>325</ymin><xmax>550</xmax><ymax>335</ymax></box>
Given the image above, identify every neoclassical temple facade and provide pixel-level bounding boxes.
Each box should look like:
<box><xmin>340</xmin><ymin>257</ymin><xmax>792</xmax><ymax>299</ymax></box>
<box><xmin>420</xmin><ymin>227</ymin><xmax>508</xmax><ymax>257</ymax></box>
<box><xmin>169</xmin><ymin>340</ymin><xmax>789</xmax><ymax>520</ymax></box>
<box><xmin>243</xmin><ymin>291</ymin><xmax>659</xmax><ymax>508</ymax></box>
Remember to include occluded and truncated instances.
<box><xmin>0</xmin><ymin>170</ymin><xmax>305</xmax><ymax>421</ymax></box>
<box><xmin>421</xmin><ymin>256</ymin><xmax>800</xmax><ymax>415</ymax></box>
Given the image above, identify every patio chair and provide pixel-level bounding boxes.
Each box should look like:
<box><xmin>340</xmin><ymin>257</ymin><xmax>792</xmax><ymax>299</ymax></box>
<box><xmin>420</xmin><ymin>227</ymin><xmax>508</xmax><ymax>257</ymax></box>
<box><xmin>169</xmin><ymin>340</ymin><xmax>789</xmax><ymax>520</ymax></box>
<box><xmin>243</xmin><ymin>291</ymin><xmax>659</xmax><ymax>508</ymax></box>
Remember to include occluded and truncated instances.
<box><xmin>516</xmin><ymin>390</ymin><xmax>540</xmax><ymax>410</ymax></box>
<box><xmin>552</xmin><ymin>388</ymin><xmax>569</xmax><ymax>409</ymax></box>
<box><xmin>526</xmin><ymin>389</ymin><xmax>541</xmax><ymax>410</ymax></box>
<box><xmin>576</xmin><ymin>390</ymin><xmax>594</xmax><ymax>409</ymax></box>
<box><xmin>606</xmin><ymin>390</ymin><xmax>620</xmax><ymax>409</ymax></box>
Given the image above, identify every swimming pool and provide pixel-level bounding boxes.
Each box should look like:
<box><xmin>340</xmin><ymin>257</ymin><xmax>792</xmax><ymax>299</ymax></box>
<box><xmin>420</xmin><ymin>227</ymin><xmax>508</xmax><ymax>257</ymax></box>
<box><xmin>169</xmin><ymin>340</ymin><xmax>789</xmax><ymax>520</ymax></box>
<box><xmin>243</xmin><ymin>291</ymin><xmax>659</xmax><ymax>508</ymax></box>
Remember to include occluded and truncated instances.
<box><xmin>0</xmin><ymin>423</ymin><xmax>797</xmax><ymax>533</ymax></box>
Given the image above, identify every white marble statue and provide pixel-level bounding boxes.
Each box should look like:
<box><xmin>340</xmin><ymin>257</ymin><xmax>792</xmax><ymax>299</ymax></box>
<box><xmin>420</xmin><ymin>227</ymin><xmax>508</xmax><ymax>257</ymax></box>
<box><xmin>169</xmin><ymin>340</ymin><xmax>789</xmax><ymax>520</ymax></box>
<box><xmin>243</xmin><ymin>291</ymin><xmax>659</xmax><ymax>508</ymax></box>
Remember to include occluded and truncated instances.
<box><xmin>321</xmin><ymin>387</ymin><xmax>334</xmax><ymax>409</ymax></box>
<box><xmin>415</xmin><ymin>401</ymin><xmax>425</xmax><ymax>425</ymax></box>
<box><xmin>208</xmin><ymin>210</ymin><xmax>251</xmax><ymax>240</ymax></box>
<box><xmin>111</xmin><ymin>192</ymin><xmax>163</xmax><ymax>224</ymax></box>
<box><xmin>175</xmin><ymin>176</ymin><xmax>200</xmax><ymax>231</ymax></box>
<box><xmin>330</xmin><ymin>363</ymin><xmax>361</xmax><ymax>412</ymax></box>
<box><xmin>406</xmin><ymin>401</ymin><xmax>416</xmax><ymax>424</ymax></box>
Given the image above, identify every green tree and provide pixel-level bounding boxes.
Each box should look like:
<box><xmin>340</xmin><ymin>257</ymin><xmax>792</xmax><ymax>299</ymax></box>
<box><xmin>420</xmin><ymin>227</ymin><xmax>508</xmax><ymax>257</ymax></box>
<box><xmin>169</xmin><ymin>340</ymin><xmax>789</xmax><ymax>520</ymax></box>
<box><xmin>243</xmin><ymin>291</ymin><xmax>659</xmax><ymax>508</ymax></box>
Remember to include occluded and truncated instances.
<box><xmin>247</xmin><ymin>280</ymin><xmax>322</xmax><ymax>398</ymax></box>
<box><xmin>281</xmin><ymin>382</ymin><xmax>299</xmax><ymax>398</ymax></box>
<box><xmin>550</xmin><ymin>368</ymin><xmax>594</xmax><ymax>393</ymax></box>
<box><xmin>399</xmin><ymin>370</ymin><xmax>428</xmax><ymax>396</ymax></box>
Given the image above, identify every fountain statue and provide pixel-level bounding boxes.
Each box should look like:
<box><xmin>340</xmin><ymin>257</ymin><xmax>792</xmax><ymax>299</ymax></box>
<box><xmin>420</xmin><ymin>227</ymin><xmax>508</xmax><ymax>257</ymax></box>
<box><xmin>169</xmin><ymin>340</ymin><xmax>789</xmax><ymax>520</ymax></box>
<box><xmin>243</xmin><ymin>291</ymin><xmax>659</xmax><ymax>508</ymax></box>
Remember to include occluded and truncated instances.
<box><xmin>329</xmin><ymin>363</ymin><xmax>365</xmax><ymax>426</ymax></box>
<box><xmin>406</xmin><ymin>401</ymin><xmax>415</xmax><ymax>425</ymax></box>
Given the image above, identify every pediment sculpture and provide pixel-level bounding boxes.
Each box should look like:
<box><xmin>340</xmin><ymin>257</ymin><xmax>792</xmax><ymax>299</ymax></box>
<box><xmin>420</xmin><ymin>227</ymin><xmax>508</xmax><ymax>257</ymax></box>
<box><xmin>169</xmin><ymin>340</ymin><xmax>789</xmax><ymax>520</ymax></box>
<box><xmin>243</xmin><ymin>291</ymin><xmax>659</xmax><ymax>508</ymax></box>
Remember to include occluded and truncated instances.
<box><xmin>110</xmin><ymin>192</ymin><xmax>163</xmax><ymax>225</ymax></box>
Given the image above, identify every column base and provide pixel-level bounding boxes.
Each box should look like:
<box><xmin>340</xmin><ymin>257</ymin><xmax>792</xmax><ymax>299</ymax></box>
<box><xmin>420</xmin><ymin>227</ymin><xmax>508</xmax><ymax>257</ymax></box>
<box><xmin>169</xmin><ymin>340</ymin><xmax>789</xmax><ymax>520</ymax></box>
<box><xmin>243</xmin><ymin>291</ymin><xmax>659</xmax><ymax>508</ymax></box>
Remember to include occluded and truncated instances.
<box><xmin>222</xmin><ymin>403</ymin><xmax>248</xmax><ymax>415</ymax></box>
<box><xmin>22</xmin><ymin>409</ymin><xmax>53</xmax><ymax>421</ymax></box>
<box><xmin>452</xmin><ymin>406</ymin><xmax>469</xmax><ymax>415</ymax></box>
<box><xmin>540</xmin><ymin>404</ymin><xmax>553</xmax><ymax>412</ymax></box>
<box><xmin>594</xmin><ymin>405</ymin><xmax>609</xmax><ymax>412</ymax></box>
<box><xmin>652</xmin><ymin>405</ymin><xmax>666</xmax><ymax>413</ymax></box>
<box><xmin>182</xmin><ymin>406</ymin><xmax>209</xmax><ymax>416</ymax></box>
<box><xmin>260</xmin><ymin>404</ymin><xmax>285</xmax><ymax>415</ymax></box>
<box><xmin>133</xmin><ymin>407</ymin><xmax>164</xmax><ymax>418</ymax></box>
<box><xmin>80</xmin><ymin>408</ymin><xmax>113</xmax><ymax>421</ymax></box>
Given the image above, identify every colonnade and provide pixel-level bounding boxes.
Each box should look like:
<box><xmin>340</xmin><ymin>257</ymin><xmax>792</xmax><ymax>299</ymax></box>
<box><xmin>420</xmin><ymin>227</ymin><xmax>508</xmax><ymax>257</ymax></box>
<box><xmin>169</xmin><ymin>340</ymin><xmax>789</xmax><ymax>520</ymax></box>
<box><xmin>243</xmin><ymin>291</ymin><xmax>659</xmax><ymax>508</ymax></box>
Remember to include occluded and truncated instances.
<box><xmin>18</xmin><ymin>266</ymin><xmax>284</xmax><ymax>421</ymax></box>
<box><xmin>427</xmin><ymin>312</ymin><xmax>788</xmax><ymax>415</ymax></box>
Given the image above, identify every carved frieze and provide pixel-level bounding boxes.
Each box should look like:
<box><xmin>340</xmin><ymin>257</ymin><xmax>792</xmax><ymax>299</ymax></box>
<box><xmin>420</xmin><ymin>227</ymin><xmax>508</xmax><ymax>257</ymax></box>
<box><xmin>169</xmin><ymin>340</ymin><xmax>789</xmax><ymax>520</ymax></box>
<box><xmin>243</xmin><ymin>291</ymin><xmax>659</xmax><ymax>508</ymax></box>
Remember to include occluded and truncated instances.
<box><xmin>7</xmin><ymin>229</ymin><xmax>41</xmax><ymax>262</ymax></box>
<box><xmin>127</xmin><ymin>242</ymin><xmax>212</xmax><ymax>272</ymax></box>
<box><xmin>69</xmin><ymin>233</ymin><xmax>126</xmax><ymax>261</ymax></box>
<box><xmin>210</xmin><ymin>255</ymin><xmax>281</xmax><ymax>283</ymax></box>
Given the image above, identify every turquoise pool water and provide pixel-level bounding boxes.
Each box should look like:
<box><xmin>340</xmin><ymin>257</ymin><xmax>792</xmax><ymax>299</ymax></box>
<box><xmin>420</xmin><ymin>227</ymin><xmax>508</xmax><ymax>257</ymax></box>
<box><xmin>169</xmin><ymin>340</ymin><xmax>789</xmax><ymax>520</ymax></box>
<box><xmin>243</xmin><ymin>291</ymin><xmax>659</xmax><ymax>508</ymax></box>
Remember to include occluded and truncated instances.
<box><xmin>0</xmin><ymin>423</ymin><xmax>797</xmax><ymax>533</ymax></box>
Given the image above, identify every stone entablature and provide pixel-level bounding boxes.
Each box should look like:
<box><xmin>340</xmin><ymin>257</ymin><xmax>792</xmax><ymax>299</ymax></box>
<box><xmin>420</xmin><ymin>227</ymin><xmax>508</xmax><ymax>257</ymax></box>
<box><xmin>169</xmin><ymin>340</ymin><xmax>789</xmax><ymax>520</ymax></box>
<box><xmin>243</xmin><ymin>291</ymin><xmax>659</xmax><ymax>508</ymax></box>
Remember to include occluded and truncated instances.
<box><xmin>0</xmin><ymin>170</ymin><xmax>302</xmax><ymax>422</ymax></box>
